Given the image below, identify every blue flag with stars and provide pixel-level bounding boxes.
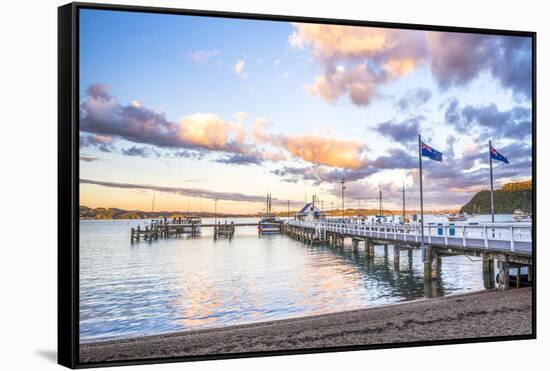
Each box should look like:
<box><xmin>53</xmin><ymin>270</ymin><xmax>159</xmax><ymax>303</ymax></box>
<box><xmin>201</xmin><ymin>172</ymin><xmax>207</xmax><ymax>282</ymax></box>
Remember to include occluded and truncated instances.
<box><xmin>490</xmin><ymin>146</ymin><xmax>509</xmax><ymax>164</ymax></box>
<box><xmin>421</xmin><ymin>142</ymin><xmax>443</xmax><ymax>162</ymax></box>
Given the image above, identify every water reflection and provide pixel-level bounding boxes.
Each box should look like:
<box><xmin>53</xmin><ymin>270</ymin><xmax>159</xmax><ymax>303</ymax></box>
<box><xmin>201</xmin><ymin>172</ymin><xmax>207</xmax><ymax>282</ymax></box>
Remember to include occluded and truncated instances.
<box><xmin>80</xmin><ymin>219</ymin><xmax>490</xmax><ymax>343</ymax></box>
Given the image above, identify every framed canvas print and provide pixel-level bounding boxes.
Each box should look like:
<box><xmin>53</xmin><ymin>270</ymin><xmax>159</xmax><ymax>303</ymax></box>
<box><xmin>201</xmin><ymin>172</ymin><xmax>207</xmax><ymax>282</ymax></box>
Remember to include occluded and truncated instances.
<box><xmin>58</xmin><ymin>2</ymin><xmax>536</xmax><ymax>368</ymax></box>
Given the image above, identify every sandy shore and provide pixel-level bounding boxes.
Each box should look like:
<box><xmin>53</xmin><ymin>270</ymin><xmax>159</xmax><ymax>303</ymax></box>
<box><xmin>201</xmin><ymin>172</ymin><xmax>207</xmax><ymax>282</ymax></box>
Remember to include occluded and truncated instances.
<box><xmin>80</xmin><ymin>288</ymin><xmax>532</xmax><ymax>363</ymax></box>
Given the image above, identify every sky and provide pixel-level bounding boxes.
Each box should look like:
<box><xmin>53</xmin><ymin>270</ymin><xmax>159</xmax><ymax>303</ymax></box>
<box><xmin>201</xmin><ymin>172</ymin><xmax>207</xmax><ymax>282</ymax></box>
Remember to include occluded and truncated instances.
<box><xmin>79</xmin><ymin>9</ymin><xmax>533</xmax><ymax>214</ymax></box>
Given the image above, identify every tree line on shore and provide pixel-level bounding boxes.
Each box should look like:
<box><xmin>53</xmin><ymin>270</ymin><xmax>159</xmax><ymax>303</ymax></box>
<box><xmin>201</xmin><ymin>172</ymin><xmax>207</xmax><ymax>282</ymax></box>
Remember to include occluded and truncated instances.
<box><xmin>460</xmin><ymin>180</ymin><xmax>532</xmax><ymax>214</ymax></box>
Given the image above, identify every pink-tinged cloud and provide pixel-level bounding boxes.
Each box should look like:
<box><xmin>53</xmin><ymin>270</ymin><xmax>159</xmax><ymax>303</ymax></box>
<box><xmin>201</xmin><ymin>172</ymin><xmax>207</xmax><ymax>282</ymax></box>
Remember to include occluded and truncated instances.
<box><xmin>290</xmin><ymin>24</ymin><xmax>532</xmax><ymax>105</ymax></box>
<box><xmin>251</xmin><ymin>118</ymin><xmax>272</xmax><ymax>143</ymax></box>
<box><xmin>177</xmin><ymin>113</ymin><xmax>246</xmax><ymax>152</ymax></box>
<box><xmin>251</xmin><ymin>121</ymin><xmax>366</xmax><ymax>168</ymax></box>
<box><xmin>290</xmin><ymin>23</ymin><xmax>427</xmax><ymax>106</ymax></box>
<box><xmin>281</xmin><ymin>134</ymin><xmax>366</xmax><ymax>169</ymax></box>
<box><xmin>80</xmin><ymin>84</ymin><xmax>249</xmax><ymax>155</ymax></box>
<box><xmin>80</xmin><ymin>84</ymin><xmax>366</xmax><ymax>168</ymax></box>
<box><xmin>80</xmin><ymin>178</ymin><xmax>303</xmax><ymax>206</ymax></box>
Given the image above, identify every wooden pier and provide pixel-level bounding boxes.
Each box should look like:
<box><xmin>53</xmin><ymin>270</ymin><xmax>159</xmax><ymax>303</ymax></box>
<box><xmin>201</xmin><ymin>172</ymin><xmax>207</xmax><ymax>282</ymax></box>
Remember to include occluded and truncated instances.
<box><xmin>282</xmin><ymin>220</ymin><xmax>533</xmax><ymax>290</ymax></box>
<box><xmin>130</xmin><ymin>217</ymin><xmax>532</xmax><ymax>290</ymax></box>
<box><xmin>213</xmin><ymin>222</ymin><xmax>235</xmax><ymax>240</ymax></box>
<box><xmin>130</xmin><ymin>218</ymin><xmax>280</xmax><ymax>242</ymax></box>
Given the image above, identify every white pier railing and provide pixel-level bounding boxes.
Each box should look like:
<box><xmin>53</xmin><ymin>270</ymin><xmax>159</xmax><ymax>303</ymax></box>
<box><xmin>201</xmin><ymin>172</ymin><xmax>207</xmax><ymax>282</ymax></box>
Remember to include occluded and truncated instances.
<box><xmin>287</xmin><ymin>220</ymin><xmax>532</xmax><ymax>254</ymax></box>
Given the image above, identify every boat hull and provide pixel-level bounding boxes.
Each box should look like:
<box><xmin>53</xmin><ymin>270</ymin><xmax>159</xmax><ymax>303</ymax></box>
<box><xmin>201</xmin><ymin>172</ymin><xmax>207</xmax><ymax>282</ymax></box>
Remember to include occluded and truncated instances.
<box><xmin>258</xmin><ymin>225</ymin><xmax>280</xmax><ymax>234</ymax></box>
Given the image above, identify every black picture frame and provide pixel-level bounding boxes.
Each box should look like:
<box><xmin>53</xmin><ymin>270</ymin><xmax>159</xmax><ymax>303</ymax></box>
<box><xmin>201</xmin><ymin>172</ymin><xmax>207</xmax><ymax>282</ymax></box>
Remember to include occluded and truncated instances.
<box><xmin>58</xmin><ymin>2</ymin><xmax>536</xmax><ymax>368</ymax></box>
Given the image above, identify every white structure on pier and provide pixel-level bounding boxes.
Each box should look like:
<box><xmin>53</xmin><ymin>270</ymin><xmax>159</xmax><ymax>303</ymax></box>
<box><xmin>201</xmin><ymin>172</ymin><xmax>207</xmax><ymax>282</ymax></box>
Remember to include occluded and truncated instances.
<box><xmin>296</xmin><ymin>203</ymin><xmax>324</xmax><ymax>222</ymax></box>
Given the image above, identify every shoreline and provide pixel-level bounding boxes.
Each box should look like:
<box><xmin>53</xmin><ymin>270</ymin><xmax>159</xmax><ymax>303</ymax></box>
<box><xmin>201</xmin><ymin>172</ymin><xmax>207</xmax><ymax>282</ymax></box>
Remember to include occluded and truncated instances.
<box><xmin>80</xmin><ymin>288</ymin><xmax>532</xmax><ymax>363</ymax></box>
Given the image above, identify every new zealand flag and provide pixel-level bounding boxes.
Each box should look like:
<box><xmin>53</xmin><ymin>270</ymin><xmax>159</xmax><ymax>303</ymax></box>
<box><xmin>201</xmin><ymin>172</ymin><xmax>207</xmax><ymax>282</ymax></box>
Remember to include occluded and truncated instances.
<box><xmin>490</xmin><ymin>147</ymin><xmax>509</xmax><ymax>164</ymax></box>
<box><xmin>421</xmin><ymin>142</ymin><xmax>443</xmax><ymax>162</ymax></box>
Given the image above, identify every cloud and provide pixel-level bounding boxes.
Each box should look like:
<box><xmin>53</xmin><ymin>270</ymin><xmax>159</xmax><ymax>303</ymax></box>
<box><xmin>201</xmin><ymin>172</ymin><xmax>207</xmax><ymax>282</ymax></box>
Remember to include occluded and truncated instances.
<box><xmin>371</xmin><ymin>148</ymin><xmax>417</xmax><ymax>169</ymax></box>
<box><xmin>80</xmin><ymin>84</ymin><xmax>249</xmax><ymax>155</ymax></box>
<box><xmin>172</xmin><ymin>149</ymin><xmax>204</xmax><ymax>160</ymax></box>
<box><xmin>281</xmin><ymin>134</ymin><xmax>366</xmax><ymax>168</ymax></box>
<box><xmin>376</xmin><ymin>116</ymin><xmax>424</xmax><ymax>143</ymax></box>
<box><xmin>306</xmin><ymin>64</ymin><xmax>378</xmax><ymax>106</ymax></box>
<box><xmin>80</xmin><ymin>134</ymin><xmax>115</xmax><ymax>153</ymax></box>
<box><xmin>80</xmin><ymin>178</ymin><xmax>302</xmax><ymax>206</ymax></box>
<box><xmin>251</xmin><ymin>117</ymin><xmax>272</xmax><ymax>143</ymax></box>
<box><xmin>289</xmin><ymin>23</ymin><xmax>428</xmax><ymax>106</ymax></box>
<box><xmin>396</xmin><ymin>88</ymin><xmax>432</xmax><ymax>111</ymax></box>
<box><xmin>81</xmin><ymin>84</ymin><xmax>369</xmax><ymax>169</ymax></box>
<box><xmin>290</xmin><ymin>25</ymin><xmax>532</xmax><ymax>105</ymax></box>
<box><xmin>271</xmin><ymin>147</ymin><xmax>416</xmax><ymax>186</ymax></box>
<box><xmin>177</xmin><ymin>113</ymin><xmax>247</xmax><ymax>152</ymax></box>
<box><xmin>427</xmin><ymin>33</ymin><xmax>532</xmax><ymax>98</ymax></box>
<box><xmin>270</xmin><ymin>134</ymin><xmax>531</xmax><ymax>209</ymax></box>
<box><xmin>121</xmin><ymin>146</ymin><xmax>154</xmax><ymax>158</ymax></box>
<box><xmin>79</xmin><ymin>155</ymin><xmax>100</xmax><ymax>162</ymax></box>
<box><xmin>215</xmin><ymin>153</ymin><xmax>262</xmax><ymax>165</ymax></box>
<box><xmin>251</xmin><ymin>121</ymin><xmax>366</xmax><ymax>168</ymax></box>
<box><xmin>233</xmin><ymin>59</ymin><xmax>247</xmax><ymax>78</ymax></box>
<box><xmin>271</xmin><ymin>166</ymin><xmax>331</xmax><ymax>185</ymax></box>
<box><xmin>190</xmin><ymin>49</ymin><xmax>219</xmax><ymax>64</ymax></box>
<box><xmin>445</xmin><ymin>99</ymin><xmax>532</xmax><ymax>140</ymax></box>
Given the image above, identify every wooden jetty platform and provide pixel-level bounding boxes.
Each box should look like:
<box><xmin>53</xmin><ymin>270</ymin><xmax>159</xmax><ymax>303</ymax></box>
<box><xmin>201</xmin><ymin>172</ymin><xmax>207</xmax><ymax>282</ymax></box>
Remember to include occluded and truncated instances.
<box><xmin>282</xmin><ymin>220</ymin><xmax>533</xmax><ymax>290</ymax></box>
<box><xmin>213</xmin><ymin>222</ymin><xmax>235</xmax><ymax>240</ymax></box>
<box><xmin>130</xmin><ymin>218</ymin><xmax>280</xmax><ymax>242</ymax></box>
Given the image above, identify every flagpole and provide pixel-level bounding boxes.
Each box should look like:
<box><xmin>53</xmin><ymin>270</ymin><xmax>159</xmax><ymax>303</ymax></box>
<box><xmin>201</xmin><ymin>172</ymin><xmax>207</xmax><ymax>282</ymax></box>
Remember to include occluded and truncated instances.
<box><xmin>418</xmin><ymin>134</ymin><xmax>425</xmax><ymax>251</ymax></box>
<box><xmin>402</xmin><ymin>181</ymin><xmax>406</xmax><ymax>223</ymax></box>
<box><xmin>489</xmin><ymin>140</ymin><xmax>495</xmax><ymax>223</ymax></box>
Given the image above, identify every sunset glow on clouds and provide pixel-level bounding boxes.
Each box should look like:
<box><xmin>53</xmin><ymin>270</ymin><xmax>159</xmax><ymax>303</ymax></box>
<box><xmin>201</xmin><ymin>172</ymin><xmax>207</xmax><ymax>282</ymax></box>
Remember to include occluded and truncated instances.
<box><xmin>79</xmin><ymin>10</ymin><xmax>532</xmax><ymax>212</ymax></box>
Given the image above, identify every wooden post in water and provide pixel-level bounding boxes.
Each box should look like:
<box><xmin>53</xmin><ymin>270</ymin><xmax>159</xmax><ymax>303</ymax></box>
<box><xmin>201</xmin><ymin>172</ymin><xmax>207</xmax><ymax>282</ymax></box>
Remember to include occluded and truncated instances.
<box><xmin>423</xmin><ymin>246</ymin><xmax>433</xmax><ymax>280</ymax></box>
<box><xmin>431</xmin><ymin>251</ymin><xmax>441</xmax><ymax>278</ymax></box>
<box><xmin>393</xmin><ymin>245</ymin><xmax>400</xmax><ymax>271</ymax></box>
<box><xmin>367</xmin><ymin>239</ymin><xmax>374</xmax><ymax>256</ymax></box>
<box><xmin>131</xmin><ymin>228</ymin><xmax>135</xmax><ymax>243</ymax></box>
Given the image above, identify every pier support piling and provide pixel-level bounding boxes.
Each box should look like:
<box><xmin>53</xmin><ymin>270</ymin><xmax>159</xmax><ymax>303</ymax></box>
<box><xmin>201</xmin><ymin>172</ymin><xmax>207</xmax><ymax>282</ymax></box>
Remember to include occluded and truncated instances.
<box><xmin>393</xmin><ymin>245</ymin><xmax>400</xmax><ymax>271</ymax></box>
<box><xmin>497</xmin><ymin>255</ymin><xmax>510</xmax><ymax>290</ymax></box>
<box><xmin>482</xmin><ymin>254</ymin><xmax>495</xmax><ymax>289</ymax></box>
<box><xmin>423</xmin><ymin>246</ymin><xmax>439</xmax><ymax>281</ymax></box>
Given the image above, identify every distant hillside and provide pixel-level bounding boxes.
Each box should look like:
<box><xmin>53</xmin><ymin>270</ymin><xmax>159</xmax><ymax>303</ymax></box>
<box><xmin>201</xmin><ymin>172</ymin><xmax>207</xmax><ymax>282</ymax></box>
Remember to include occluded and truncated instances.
<box><xmin>460</xmin><ymin>180</ymin><xmax>532</xmax><ymax>214</ymax></box>
<box><xmin>81</xmin><ymin>205</ymin><xmax>456</xmax><ymax>220</ymax></box>
<box><xmin>79</xmin><ymin>206</ymin><xmax>245</xmax><ymax>220</ymax></box>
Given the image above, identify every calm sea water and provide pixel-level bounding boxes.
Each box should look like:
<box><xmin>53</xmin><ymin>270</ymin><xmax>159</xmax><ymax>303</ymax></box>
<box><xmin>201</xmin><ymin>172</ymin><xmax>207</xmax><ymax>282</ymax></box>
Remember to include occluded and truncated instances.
<box><xmin>79</xmin><ymin>215</ymin><xmax>512</xmax><ymax>343</ymax></box>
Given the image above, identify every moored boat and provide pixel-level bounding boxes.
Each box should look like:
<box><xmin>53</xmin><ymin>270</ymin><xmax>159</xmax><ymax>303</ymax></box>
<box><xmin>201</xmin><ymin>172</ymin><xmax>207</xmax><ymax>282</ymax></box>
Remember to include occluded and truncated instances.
<box><xmin>447</xmin><ymin>213</ymin><xmax>468</xmax><ymax>222</ymax></box>
<box><xmin>258</xmin><ymin>194</ymin><xmax>281</xmax><ymax>234</ymax></box>
<box><xmin>512</xmin><ymin>209</ymin><xmax>532</xmax><ymax>222</ymax></box>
